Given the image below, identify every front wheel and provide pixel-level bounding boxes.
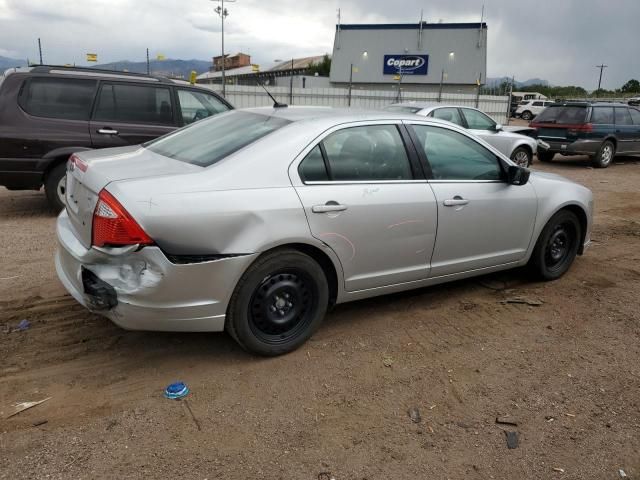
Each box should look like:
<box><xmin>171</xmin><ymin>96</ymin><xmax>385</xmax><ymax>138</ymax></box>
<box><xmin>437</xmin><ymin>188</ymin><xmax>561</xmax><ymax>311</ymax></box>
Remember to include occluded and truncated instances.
<box><xmin>44</xmin><ymin>163</ymin><xmax>67</xmax><ymax>212</ymax></box>
<box><xmin>592</xmin><ymin>140</ymin><xmax>615</xmax><ymax>168</ymax></box>
<box><xmin>226</xmin><ymin>249</ymin><xmax>329</xmax><ymax>356</ymax></box>
<box><xmin>510</xmin><ymin>146</ymin><xmax>532</xmax><ymax>167</ymax></box>
<box><xmin>528</xmin><ymin>210</ymin><xmax>581</xmax><ymax>281</ymax></box>
<box><xmin>521</xmin><ymin>111</ymin><xmax>533</xmax><ymax>121</ymax></box>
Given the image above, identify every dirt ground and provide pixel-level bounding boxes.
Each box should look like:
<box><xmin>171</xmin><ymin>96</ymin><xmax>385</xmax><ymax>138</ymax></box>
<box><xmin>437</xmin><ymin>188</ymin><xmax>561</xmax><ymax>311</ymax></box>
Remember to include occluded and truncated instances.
<box><xmin>1</xmin><ymin>153</ymin><xmax>639</xmax><ymax>480</ymax></box>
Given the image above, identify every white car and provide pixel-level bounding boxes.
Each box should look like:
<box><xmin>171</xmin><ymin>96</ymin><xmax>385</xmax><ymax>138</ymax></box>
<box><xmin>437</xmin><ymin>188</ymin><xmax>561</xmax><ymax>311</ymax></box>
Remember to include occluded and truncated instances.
<box><xmin>385</xmin><ymin>103</ymin><xmax>540</xmax><ymax>167</ymax></box>
<box><xmin>515</xmin><ymin>100</ymin><xmax>555</xmax><ymax>121</ymax></box>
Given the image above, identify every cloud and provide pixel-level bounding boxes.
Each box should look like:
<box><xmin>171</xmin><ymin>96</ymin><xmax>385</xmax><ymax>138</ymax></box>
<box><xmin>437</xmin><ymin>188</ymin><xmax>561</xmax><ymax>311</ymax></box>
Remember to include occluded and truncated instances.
<box><xmin>0</xmin><ymin>0</ymin><xmax>637</xmax><ymax>89</ymax></box>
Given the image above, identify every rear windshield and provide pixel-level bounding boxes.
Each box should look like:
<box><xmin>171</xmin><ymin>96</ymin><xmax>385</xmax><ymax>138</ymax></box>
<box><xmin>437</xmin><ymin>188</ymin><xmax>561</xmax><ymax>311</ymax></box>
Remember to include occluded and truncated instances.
<box><xmin>146</xmin><ymin>111</ymin><xmax>291</xmax><ymax>167</ymax></box>
<box><xmin>534</xmin><ymin>105</ymin><xmax>588</xmax><ymax>124</ymax></box>
<box><xmin>383</xmin><ymin>105</ymin><xmax>422</xmax><ymax>114</ymax></box>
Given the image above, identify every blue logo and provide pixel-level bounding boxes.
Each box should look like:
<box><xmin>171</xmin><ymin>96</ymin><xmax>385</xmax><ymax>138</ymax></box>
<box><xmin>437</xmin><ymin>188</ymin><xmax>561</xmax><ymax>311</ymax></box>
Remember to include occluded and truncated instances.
<box><xmin>383</xmin><ymin>55</ymin><xmax>429</xmax><ymax>75</ymax></box>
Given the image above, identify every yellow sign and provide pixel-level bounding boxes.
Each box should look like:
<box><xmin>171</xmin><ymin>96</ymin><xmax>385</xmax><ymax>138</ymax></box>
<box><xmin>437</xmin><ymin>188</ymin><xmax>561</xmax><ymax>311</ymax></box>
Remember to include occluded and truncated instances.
<box><xmin>86</xmin><ymin>53</ymin><xmax>97</xmax><ymax>62</ymax></box>
<box><xmin>189</xmin><ymin>70</ymin><xmax>197</xmax><ymax>85</ymax></box>
<box><xmin>352</xmin><ymin>66</ymin><xmax>359</xmax><ymax>73</ymax></box>
<box><xmin>393</xmin><ymin>75</ymin><xmax>401</xmax><ymax>81</ymax></box>
<box><xmin>251</xmin><ymin>64</ymin><xmax>260</xmax><ymax>72</ymax></box>
<box><xmin>156</xmin><ymin>54</ymin><xmax>166</xmax><ymax>61</ymax></box>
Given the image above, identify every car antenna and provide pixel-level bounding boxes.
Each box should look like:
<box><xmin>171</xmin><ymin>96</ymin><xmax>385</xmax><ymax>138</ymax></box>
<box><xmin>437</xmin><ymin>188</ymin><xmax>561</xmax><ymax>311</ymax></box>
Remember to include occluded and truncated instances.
<box><xmin>257</xmin><ymin>80</ymin><xmax>288</xmax><ymax>108</ymax></box>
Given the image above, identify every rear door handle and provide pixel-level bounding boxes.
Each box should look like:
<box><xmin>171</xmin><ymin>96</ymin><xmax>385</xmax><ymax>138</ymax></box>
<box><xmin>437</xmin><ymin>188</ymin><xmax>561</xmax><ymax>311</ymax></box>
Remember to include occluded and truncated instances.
<box><xmin>312</xmin><ymin>203</ymin><xmax>348</xmax><ymax>213</ymax></box>
<box><xmin>97</xmin><ymin>128</ymin><xmax>119</xmax><ymax>135</ymax></box>
<box><xmin>443</xmin><ymin>196</ymin><xmax>469</xmax><ymax>207</ymax></box>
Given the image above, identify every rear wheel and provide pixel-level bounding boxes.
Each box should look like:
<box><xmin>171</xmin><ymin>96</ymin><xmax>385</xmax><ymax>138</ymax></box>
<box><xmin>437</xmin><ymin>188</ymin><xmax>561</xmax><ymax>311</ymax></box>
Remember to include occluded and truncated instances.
<box><xmin>510</xmin><ymin>146</ymin><xmax>532</xmax><ymax>167</ymax></box>
<box><xmin>226</xmin><ymin>249</ymin><xmax>329</xmax><ymax>356</ymax></box>
<box><xmin>528</xmin><ymin>210</ymin><xmax>581</xmax><ymax>281</ymax></box>
<box><xmin>521</xmin><ymin>111</ymin><xmax>533</xmax><ymax>121</ymax></box>
<box><xmin>592</xmin><ymin>140</ymin><xmax>615</xmax><ymax>168</ymax></box>
<box><xmin>44</xmin><ymin>163</ymin><xmax>67</xmax><ymax>212</ymax></box>
<box><xmin>537</xmin><ymin>151</ymin><xmax>555</xmax><ymax>162</ymax></box>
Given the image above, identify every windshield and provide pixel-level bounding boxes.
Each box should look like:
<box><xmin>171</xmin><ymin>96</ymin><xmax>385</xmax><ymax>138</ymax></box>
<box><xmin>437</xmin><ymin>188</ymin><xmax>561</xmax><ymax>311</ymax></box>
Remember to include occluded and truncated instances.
<box><xmin>534</xmin><ymin>105</ymin><xmax>588</xmax><ymax>124</ymax></box>
<box><xmin>383</xmin><ymin>105</ymin><xmax>422</xmax><ymax>114</ymax></box>
<box><xmin>146</xmin><ymin>111</ymin><xmax>291</xmax><ymax>167</ymax></box>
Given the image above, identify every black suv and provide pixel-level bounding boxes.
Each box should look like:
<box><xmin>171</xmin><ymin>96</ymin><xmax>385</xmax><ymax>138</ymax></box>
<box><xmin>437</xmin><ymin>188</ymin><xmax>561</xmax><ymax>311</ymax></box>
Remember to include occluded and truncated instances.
<box><xmin>531</xmin><ymin>102</ymin><xmax>640</xmax><ymax>168</ymax></box>
<box><xmin>0</xmin><ymin>66</ymin><xmax>232</xmax><ymax>209</ymax></box>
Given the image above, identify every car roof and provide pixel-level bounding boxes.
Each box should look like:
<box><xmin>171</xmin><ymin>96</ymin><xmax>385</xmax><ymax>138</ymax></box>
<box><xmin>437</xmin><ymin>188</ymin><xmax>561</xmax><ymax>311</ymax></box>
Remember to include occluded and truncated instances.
<box><xmin>550</xmin><ymin>101</ymin><xmax>628</xmax><ymax>107</ymax></box>
<box><xmin>4</xmin><ymin>65</ymin><xmax>204</xmax><ymax>87</ymax></box>
<box><xmin>242</xmin><ymin>106</ymin><xmax>431</xmax><ymax>123</ymax></box>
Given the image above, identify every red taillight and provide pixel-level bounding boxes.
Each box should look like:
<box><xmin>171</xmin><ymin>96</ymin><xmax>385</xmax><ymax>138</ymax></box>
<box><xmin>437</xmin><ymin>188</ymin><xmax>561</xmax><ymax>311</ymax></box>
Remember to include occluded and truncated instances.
<box><xmin>69</xmin><ymin>154</ymin><xmax>88</xmax><ymax>172</ymax></box>
<box><xmin>92</xmin><ymin>190</ymin><xmax>153</xmax><ymax>247</ymax></box>
<box><xmin>568</xmin><ymin>123</ymin><xmax>593</xmax><ymax>134</ymax></box>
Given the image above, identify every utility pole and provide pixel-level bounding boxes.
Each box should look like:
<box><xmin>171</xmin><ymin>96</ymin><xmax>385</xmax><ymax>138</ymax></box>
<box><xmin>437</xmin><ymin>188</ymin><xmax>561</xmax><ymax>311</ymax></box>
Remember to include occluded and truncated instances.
<box><xmin>595</xmin><ymin>64</ymin><xmax>608</xmax><ymax>96</ymax></box>
<box><xmin>348</xmin><ymin>63</ymin><xmax>353</xmax><ymax>107</ymax></box>
<box><xmin>289</xmin><ymin>58</ymin><xmax>294</xmax><ymax>105</ymax></box>
<box><xmin>146</xmin><ymin>48</ymin><xmax>150</xmax><ymax>75</ymax></box>
<box><xmin>38</xmin><ymin>38</ymin><xmax>43</xmax><ymax>65</ymax></box>
<box><xmin>438</xmin><ymin>69</ymin><xmax>444</xmax><ymax>102</ymax></box>
<box><xmin>212</xmin><ymin>0</ymin><xmax>235</xmax><ymax>97</ymax></box>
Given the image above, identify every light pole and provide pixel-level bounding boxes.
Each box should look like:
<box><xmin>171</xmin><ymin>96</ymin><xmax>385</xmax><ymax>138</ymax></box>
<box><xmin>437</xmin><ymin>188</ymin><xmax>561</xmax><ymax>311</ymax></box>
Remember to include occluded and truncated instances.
<box><xmin>438</xmin><ymin>52</ymin><xmax>454</xmax><ymax>102</ymax></box>
<box><xmin>211</xmin><ymin>0</ymin><xmax>235</xmax><ymax>97</ymax></box>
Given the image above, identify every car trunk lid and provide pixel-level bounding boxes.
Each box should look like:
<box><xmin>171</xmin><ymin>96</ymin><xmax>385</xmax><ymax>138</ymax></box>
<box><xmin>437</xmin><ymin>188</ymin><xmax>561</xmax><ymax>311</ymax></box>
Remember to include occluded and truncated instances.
<box><xmin>64</xmin><ymin>146</ymin><xmax>201</xmax><ymax>248</ymax></box>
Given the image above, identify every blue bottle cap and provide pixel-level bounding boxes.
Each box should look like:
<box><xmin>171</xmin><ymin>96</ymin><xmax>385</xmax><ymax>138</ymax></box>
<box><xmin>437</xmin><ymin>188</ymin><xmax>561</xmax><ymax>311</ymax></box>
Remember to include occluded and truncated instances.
<box><xmin>164</xmin><ymin>382</ymin><xmax>189</xmax><ymax>399</ymax></box>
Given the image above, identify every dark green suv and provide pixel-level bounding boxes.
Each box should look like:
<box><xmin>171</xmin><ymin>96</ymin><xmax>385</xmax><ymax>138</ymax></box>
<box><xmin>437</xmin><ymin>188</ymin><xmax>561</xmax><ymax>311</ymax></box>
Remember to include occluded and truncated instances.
<box><xmin>531</xmin><ymin>102</ymin><xmax>640</xmax><ymax>168</ymax></box>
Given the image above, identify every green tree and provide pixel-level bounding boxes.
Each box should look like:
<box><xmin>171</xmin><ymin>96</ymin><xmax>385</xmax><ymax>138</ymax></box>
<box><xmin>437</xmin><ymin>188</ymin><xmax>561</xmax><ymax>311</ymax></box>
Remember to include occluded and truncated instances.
<box><xmin>621</xmin><ymin>79</ymin><xmax>640</xmax><ymax>93</ymax></box>
<box><xmin>307</xmin><ymin>54</ymin><xmax>331</xmax><ymax>77</ymax></box>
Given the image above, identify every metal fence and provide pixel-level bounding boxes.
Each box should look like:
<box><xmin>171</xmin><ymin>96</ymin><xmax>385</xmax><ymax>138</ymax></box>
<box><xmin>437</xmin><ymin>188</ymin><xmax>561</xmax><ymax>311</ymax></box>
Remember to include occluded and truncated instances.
<box><xmin>201</xmin><ymin>84</ymin><xmax>511</xmax><ymax>124</ymax></box>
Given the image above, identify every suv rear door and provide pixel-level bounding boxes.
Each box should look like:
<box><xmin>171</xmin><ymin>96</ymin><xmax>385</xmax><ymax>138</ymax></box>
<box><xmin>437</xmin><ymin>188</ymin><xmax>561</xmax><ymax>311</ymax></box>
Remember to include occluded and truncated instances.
<box><xmin>89</xmin><ymin>82</ymin><xmax>177</xmax><ymax>148</ymax></box>
<box><xmin>629</xmin><ymin>108</ymin><xmax>640</xmax><ymax>152</ymax></box>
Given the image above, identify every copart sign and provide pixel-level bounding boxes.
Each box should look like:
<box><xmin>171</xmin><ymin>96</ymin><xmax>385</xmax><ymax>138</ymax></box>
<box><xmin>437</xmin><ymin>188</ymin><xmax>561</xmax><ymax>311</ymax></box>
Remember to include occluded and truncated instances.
<box><xmin>383</xmin><ymin>55</ymin><xmax>429</xmax><ymax>75</ymax></box>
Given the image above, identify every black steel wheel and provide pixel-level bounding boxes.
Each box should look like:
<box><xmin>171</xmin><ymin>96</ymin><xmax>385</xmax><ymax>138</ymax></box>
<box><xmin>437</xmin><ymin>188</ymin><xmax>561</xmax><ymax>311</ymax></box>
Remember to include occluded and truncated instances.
<box><xmin>529</xmin><ymin>210</ymin><xmax>581</xmax><ymax>280</ymax></box>
<box><xmin>226</xmin><ymin>249</ymin><xmax>329</xmax><ymax>356</ymax></box>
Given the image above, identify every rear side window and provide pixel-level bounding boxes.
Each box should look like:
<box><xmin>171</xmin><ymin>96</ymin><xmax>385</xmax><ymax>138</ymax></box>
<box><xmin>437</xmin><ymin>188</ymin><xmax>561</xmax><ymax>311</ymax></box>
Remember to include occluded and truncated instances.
<box><xmin>299</xmin><ymin>145</ymin><xmax>329</xmax><ymax>182</ymax></box>
<box><xmin>412</xmin><ymin>125</ymin><xmax>502</xmax><ymax>181</ymax></box>
<box><xmin>19</xmin><ymin>77</ymin><xmax>97</xmax><ymax>120</ymax></box>
<box><xmin>146</xmin><ymin>111</ymin><xmax>290</xmax><ymax>167</ymax></box>
<box><xmin>320</xmin><ymin>125</ymin><xmax>413</xmax><ymax>181</ymax></box>
<box><xmin>535</xmin><ymin>106</ymin><xmax>588</xmax><ymax>124</ymax></box>
<box><xmin>94</xmin><ymin>83</ymin><xmax>173</xmax><ymax>125</ymax></box>
<box><xmin>614</xmin><ymin>108</ymin><xmax>633</xmax><ymax>126</ymax></box>
<box><xmin>591</xmin><ymin>107</ymin><xmax>614</xmax><ymax>124</ymax></box>
<box><xmin>630</xmin><ymin>108</ymin><xmax>640</xmax><ymax>125</ymax></box>
<box><xmin>431</xmin><ymin>108</ymin><xmax>464</xmax><ymax>126</ymax></box>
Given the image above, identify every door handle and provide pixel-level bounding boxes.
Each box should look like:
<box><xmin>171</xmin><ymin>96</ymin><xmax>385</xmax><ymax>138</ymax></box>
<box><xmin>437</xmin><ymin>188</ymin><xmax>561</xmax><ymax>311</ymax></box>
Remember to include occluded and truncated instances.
<box><xmin>312</xmin><ymin>202</ymin><xmax>348</xmax><ymax>213</ymax></box>
<box><xmin>97</xmin><ymin>128</ymin><xmax>119</xmax><ymax>135</ymax></box>
<box><xmin>443</xmin><ymin>196</ymin><xmax>469</xmax><ymax>207</ymax></box>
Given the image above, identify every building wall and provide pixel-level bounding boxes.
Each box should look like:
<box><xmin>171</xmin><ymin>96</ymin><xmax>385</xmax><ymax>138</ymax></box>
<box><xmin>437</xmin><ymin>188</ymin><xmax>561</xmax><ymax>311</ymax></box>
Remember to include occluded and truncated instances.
<box><xmin>330</xmin><ymin>24</ymin><xmax>487</xmax><ymax>87</ymax></box>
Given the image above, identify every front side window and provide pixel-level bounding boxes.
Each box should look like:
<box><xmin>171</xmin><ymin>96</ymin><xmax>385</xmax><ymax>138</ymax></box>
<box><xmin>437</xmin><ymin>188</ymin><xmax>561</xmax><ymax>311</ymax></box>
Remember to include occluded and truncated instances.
<box><xmin>146</xmin><ymin>111</ymin><xmax>290</xmax><ymax>167</ymax></box>
<box><xmin>614</xmin><ymin>107</ymin><xmax>633</xmax><ymax>126</ymax></box>
<box><xmin>19</xmin><ymin>77</ymin><xmax>97</xmax><ymax>120</ymax></box>
<box><xmin>177</xmin><ymin>89</ymin><xmax>229</xmax><ymax>125</ymax></box>
<box><xmin>461</xmin><ymin>108</ymin><xmax>496</xmax><ymax>130</ymax></box>
<box><xmin>411</xmin><ymin>125</ymin><xmax>503</xmax><ymax>181</ymax></box>
<box><xmin>590</xmin><ymin>107</ymin><xmax>614</xmax><ymax>124</ymax></box>
<box><xmin>431</xmin><ymin>108</ymin><xmax>464</xmax><ymax>127</ymax></box>
<box><xmin>93</xmin><ymin>83</ymin><xmax>173</xmax><ymax>125</ymax></box>
<box><xmin>319</xmin><ymin>125</ymin><xmax>413</xmax><ymax>181</ymax></box>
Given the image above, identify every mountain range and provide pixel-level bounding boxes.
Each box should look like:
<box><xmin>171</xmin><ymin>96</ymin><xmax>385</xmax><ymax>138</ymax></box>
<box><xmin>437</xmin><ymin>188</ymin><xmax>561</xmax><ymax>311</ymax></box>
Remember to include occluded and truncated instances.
<box><xmin>486</xmin><ymin>76</ymin><xmax>550</xmax><ymax>88</ymax></box>
<box><xmin>1</xmin><ymin>56</ymin><xmax>211</xmax><ymax>78</ymax></box>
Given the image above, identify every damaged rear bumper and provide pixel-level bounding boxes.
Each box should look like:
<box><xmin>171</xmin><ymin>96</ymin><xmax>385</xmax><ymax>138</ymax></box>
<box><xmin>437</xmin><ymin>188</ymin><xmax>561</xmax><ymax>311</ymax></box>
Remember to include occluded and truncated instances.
<box><xmin>55</xmin><ymin>209</ymin><xmax>257</xmax><ymax>332</ymax></box>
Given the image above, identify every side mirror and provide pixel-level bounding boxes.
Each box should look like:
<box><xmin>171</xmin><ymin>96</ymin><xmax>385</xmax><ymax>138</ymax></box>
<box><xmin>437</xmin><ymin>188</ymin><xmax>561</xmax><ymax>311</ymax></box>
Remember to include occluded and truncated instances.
<box><xmin>494</xmin><ymin>123</ymin><xmax>503</xmax><ymax>132</ymax></box>
<box><xmin>507</xmin><ymin>165</ymin><xmax>530</xmax><ymax>186</ymax></box>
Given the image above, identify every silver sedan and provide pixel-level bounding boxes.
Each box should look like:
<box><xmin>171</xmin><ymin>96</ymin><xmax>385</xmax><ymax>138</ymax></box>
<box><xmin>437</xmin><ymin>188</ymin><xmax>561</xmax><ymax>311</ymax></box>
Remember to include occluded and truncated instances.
<box><xmin>56</xmin><ymin>107</ymin><xmax>593</xmax><ymax>356</ymax></box>
<box><xmin>385</xmin><ymin>102</ymin><xmax>543</xmax><ymax>167</ymax></box>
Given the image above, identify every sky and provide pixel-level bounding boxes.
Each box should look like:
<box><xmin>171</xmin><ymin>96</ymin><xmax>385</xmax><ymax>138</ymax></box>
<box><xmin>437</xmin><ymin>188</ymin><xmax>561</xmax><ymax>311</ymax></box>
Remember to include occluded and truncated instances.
<box><xmin>0</xmin><ymin>0</ymin><xmax>638</xmax><ymax>89</ymax></box>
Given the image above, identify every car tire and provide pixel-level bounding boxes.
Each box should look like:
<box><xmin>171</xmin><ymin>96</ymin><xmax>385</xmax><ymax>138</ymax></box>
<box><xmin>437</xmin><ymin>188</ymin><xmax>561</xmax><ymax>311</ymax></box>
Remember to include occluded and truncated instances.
<box><xmin>592</xmin><ymin>140</ymin><xmax>615</xmax><ymax>168</ymax></box>
<box><xmin>510</xmin><ymin>146</ymin><xmax>532</xmax><ymax>167</ymax></box>
<box><xmin>528</xmin><ymin>210</ymin><xmax>581</xmax><ymax>281</ymax></box>
<box><xmin>521</xmin><ymin>111</ymin><xmax>533</xmax><ymax>121</ymax></box>
<box><xmin>537</xmin><ymin>151</ymin><xmax>555</xmax><ymax>162</ymax></box>
<box><xmin>44</xmin><ymin>162</ymin><xmax>67</xmax><ymax>212</ymax></box>
<box><xmin>226</xmin><ymin>248</ymin><xmax>329</xmax><ymax>356</ymax></box>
